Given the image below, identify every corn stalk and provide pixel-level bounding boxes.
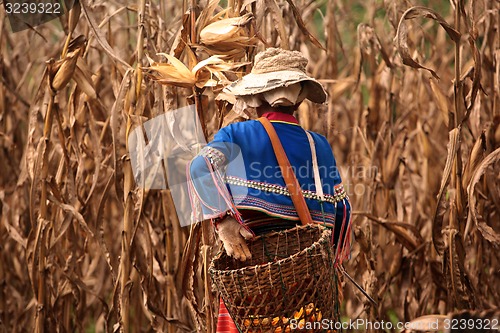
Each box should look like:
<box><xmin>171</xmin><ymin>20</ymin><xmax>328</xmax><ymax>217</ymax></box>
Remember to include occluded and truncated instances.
<box><xmin>33</xmin><ymin>88</ymin><xmax>54</xmax><ymax>333</ymax></box>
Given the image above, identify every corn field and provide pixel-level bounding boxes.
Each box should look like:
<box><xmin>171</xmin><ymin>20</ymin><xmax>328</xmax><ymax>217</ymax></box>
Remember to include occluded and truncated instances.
<box><xmin>0</xmin><ymin>0</ymin><xmax>499</xmax><ymax>332</ymax></box>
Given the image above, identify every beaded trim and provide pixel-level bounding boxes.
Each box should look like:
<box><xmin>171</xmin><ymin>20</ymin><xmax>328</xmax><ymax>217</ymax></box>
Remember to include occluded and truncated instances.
<box><xmin>232</xmin><ymin>195</ymin><xmax>338</xmax><ymax>225</ymax></box>
<box><xmin>226</xmin><ymin>176</ymin><xmax>348</xmax><ymax>204</ymax></box>
<box><xmin>199</xmin><ymin>146</ymin><xmax>226</xmax><ymax>169</ymax></box>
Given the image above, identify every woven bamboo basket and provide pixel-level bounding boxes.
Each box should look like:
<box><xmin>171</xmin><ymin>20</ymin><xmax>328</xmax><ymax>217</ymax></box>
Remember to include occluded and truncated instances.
<box><xmin>209</xmin><ymin>224</ymin><xmax>340</xmax><ymax>333</ymax></box>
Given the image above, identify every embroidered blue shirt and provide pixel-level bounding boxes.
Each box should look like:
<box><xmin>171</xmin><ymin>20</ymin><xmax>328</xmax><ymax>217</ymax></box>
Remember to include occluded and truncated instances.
<box><xmin>188</xmin><ymin>112</ymin><xmax>351</xmax><ymax>229</ymax></box>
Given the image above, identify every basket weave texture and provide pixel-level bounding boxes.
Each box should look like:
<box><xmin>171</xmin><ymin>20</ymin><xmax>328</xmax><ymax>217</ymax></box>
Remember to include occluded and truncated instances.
<box><xmin>209</xmin><ymin>224</ymin><xmax>340</xmax><ymax>333</ymax></box>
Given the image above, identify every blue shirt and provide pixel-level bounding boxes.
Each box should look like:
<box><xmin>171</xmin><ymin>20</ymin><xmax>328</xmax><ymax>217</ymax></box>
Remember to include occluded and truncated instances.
<box><xmin>188</xmin><ymin>113</ymin><xmax>351</xmax><ymax>232</ymax></box>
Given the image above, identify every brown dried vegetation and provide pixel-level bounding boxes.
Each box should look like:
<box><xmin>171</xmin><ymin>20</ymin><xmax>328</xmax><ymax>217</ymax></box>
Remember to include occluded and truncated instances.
<box><xmin>0</xmin><ymin>0</ymin><xmax>499</xmax><ymax>332</ymax></box>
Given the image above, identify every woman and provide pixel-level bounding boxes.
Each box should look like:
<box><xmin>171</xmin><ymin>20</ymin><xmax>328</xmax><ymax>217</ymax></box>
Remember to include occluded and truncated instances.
<box><xmin>188</xmin><ymin>48</ymin><xmax>351</xmax><ymax>332</ymax></box>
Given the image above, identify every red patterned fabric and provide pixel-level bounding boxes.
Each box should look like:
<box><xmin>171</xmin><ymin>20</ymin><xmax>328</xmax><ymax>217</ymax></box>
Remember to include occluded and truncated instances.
<box><xmin>260</xmin><ymin>111</ymin><xmax>299</xmax><ymax>124</ymax></box>
<box><xmin>216</xmin><ymin>298</ymin><xmax>239</xmax><ymax>333</ymax></box>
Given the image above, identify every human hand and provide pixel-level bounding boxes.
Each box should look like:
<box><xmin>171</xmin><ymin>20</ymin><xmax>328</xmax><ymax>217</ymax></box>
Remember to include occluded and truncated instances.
<box><xmin>216</xmin><ymin>216</ymin><xmax>254</xmax><ymax>261</ymax></box>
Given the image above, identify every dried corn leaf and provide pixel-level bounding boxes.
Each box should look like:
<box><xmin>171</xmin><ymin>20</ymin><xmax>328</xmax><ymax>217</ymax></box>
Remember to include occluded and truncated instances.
<box><xmin>111</xmin><ymin>69</ymin><xmax>133</xmax><ymax>199</ymax></box>
<box><xmin>3</xmin><ymin>219</ymin><xmax>27</xmax><ymax>248</ymax></box>
<box><xmin>192</xmin><ymin>55</ymin><xmax>242</xmax><ymax>74</ymax></box>
<box><xmin>242</xmin><ymin>0</ymin><xmax>258</xmax><ymax>7</ymax></box>
<box><xmin>443</xmin><ymin>228</ymin><xmax>476</xmax><ymax>308</ymax></box>
<box><xmin>467</xmin><ymin>147</ymin><xmax>500</xmax><ymax>244</ymax></box>
<box><xmin>448</xmin><ymin>309</ymin><xmax>500</xmax><ymax>332</ymax></box>
<box><xmin>358</xmin><ymin>24</ymin><xmax>380</xmax><ymax>56</ymax></box>
<box><xmin>462</xmin><ymin>132</ymin><xmax>485</xmax><ymax>191</ymax></box>
<box><xmin>196</xmin><ymin>0</ymin><xmax>221</xmax><ymax>37</ymax></box>
<box><xmin>432</xmin><ymin>128</ymin><xmax>460</xmax><ymax>255</ymax></box>
<box><xmin>325</xmin><ymin>78</ymin><xmax>355</xmax><ymax>100</ymax></box>
<box><xmin>285</xmin><ymin>0</ymin><xmax>325</xmax><ymax>51</ymax></box>
<box><xmin>429</xmin><ymin>79</ymin><xmax>450</xmax><ymax>127</ymax></box>
<box><xmin>362</xmin><ymin>214</ymin><xmax>422</xmax><ymax>251</ymax></box>
<box><xmin>81</xmin><ymin>0</ymin><xmax>132</xmax><ymax>70</ymax></box>
<box><xmin>180</xmin><ymin>223</ymin><xmax>204</xmax><ymax>331</ymax></box>
<box><xmin>382</xmin><ymin>131</ymin><xmax>406</xmax><ymax>189</ymax></box>
<box><xmin>464</xmin><ymin>36</ymin><xmax>483</xmax><ymax>115</ymax></box>
<box><xmin>67</xmin><ymin>0</ymin><xmax>82</xmax><ymax>34</ymax></box>
<box><xmin>73</xmin><ymin>59</ymin><xmax>97</xmax><ymax>99</ymax></box>
<box><xmin>395</xmin><ymin>6</ymin><xmax>461</xmax><ymax>80</ymax></box>
<box><xmin>265</xmin><ymin>0</ymin><xmax>289</xmax><ymax>50</ymax></box>
<box><xmin>196</xmin><ymin>45</ymin><xmax>248</xmax><ymax>59</ymax></box>
<box><xmin>172</xmin><ymin>12</ymin><xmax>191</xmax><ymax>59</ymax></box>
<box><xmin>159</xmin><ymin>53</ymin><xmax>195</xmax><ymax>78</ymax></box>
<box><xmin>2</xmin><ymin>0</ymin><xmax>500</xmax><ymax>330</ymax></box>
<box><xmin>96</xmin><ymin>173</ymin><xmax>117</xmax><ymax>283</ymax></box>
<box><xmin>208</xmin><ymin>8</ymin><xmax>232</xmax><ymax>24</ymax></box>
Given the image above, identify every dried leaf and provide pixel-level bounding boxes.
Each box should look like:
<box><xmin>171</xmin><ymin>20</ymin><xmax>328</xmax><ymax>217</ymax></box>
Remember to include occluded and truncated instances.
<box><xmin>432</xmin><ymin>128</ymin><xmax>460</xmax><ymax>255</ymax></box>
<box><xmin>429</xmin><ymin>79</ymin><xmax>450</xmax><ymax>127</ymax></box>
<box><xmin>395</xmin><ymin>6</ymin><xmax>461</xmax><ymax>79</ymax></box>
<box><xmin>111</xmin><ymin>69</ymin><xmax>133</xmax><ymax>199</ymax></box>
<box><xmin>363</xmin><ymin>214</ymin><xmax>423</xmax><ymax>252</ymax></box>
<box><xmin>462</xmin><ymin>132</ymin><xmax>486</xmax><ymax>191</ymax></box>
<box><xmin>443</xmin><ymin>227</ymin><xmax>476</xmax><ymax>308</ymax></box>
<box><xmin>73</xmin><ymin>59</ymin><xmax>97</xmax><ymax>99</ymax></box>
<box><xmin>81</xmin><ymin>0</ymin><xmax>132</xmax><ymax>70</ymax></box>
<box><xmin>325</xmin><ymin>78</ymin><xmax>355</xmax><ymax>100</ymax></box>
<box><xmin>2</xmin><ymin>219</ymin><xmax>27</xmax><ymax>248</ymax></box>
<box><xmin>357</xmin><ymin>24</ymin><xmax>393</xmax><ymax>68</ymax></box>
<box><xmin>67</xmin><ymin>0</ymin><xmax>82</xmax><ymax>34</ymax></box>
<box><xmin>196</xmin><ymin>0</ymin><xmax>220</xmax><ymax>37</ymax></box>
<box><xmin>50</xmin><ymin>195</ymin><xmax>95</xmax><ymax>237</ymax></box>
<box><xmin>463</xmin><ymin>36</ymin><xmax>483</xmax><ymax>116</ymax></box>
<box><xmin>172</xmin><ymin>13</ymin><xmax>191</xmax><ymax>59</ymax></box>
<box><xmin>264</xmin><ymin>0</ymin><xmax>289</xmax><ymax>49</ymax></box>
<box><xmin>382</xmin><ymin>130</ymin><xmax>407</xmax><ymax>189</ymax></box>
<box><xmin>285</xmin><ymin>0</ymin><xmax>326</xmax><ymax>51</ymax></box>
<box><xmin>467</xmin><ymin>147</ymin><xmax>500</xmax><ymax>244</ymax></box>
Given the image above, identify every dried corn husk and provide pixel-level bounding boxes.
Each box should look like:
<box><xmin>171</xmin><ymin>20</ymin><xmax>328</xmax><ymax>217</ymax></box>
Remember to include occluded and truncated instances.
<box><xmin>199</xmin><ymin>13</ymin><xmax>257</xmax><ymax>57</ymax></box>
<box><xmin>143</xmin><ymin>53</ymin><xmax>247</xmax><ymax>89</ymax></box>
<box><xmin>200</xmin><ymin>13</ymin><xmax>253</xmax><ymax>44</ymax></box>
<box><xmin>48</xmin><ymin>36</ymin><xmax>87</xmax><ymax>91</ymax></box>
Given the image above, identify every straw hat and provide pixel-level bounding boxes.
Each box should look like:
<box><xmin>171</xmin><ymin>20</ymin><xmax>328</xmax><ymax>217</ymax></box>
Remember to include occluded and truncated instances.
<box><xmin>223</xmin><ymin>48</ymin><xmax>328</xmax><ymax>104</ymax></box>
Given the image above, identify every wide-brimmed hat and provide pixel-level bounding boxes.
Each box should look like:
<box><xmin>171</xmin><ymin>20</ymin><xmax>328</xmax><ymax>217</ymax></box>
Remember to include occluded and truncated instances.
<box><xmin>223</xmin><ymin>48</ymin><xmax>328</xmax><ymax>104</ymax></box>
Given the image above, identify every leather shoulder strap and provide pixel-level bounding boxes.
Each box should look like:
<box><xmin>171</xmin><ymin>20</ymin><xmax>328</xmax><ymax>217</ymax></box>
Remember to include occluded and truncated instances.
<box><xmin>257</xmin><ymin>117</ymin><xmax>313</xmax><ymax>225</ymax></box>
